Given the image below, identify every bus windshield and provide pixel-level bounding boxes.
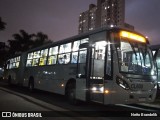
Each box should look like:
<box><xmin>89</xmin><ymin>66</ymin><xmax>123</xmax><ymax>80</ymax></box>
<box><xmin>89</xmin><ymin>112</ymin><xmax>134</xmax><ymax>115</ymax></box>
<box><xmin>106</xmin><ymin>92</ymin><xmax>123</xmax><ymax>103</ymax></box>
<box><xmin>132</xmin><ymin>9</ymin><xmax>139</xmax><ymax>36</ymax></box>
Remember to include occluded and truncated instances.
<box><xmin>116</xmin><ymin>40</ymin><xmax>156</xmax><ymax>76</ymax></box>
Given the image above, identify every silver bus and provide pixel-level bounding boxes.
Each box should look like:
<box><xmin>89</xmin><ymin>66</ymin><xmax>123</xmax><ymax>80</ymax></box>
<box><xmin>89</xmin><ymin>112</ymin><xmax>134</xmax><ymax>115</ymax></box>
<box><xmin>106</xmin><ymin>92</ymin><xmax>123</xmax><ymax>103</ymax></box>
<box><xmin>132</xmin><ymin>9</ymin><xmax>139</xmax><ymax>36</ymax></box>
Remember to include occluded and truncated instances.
<box><xmin>4</xmin><ymin>27</ymin><xmax>157</xmax><ymax>104</ymax></box>
<box><xmin>150</xmin><ymin>45</ymin><xmax>160</xmax><ymax>96</ymax></box>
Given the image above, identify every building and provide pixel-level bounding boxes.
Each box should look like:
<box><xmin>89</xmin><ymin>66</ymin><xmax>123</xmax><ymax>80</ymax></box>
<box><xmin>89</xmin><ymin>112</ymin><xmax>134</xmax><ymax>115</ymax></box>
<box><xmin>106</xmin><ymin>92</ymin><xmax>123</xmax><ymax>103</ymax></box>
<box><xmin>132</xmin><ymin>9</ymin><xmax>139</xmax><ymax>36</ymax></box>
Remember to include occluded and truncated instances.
<box><xmin>78</xmin><ymin>0</ymin><xmax>133</xmax><ymax>34</ymax></box>
<box><xmin>79</xmin><ymin>4</ymin><xmax>97</xmax><ymax>33</ymax></box>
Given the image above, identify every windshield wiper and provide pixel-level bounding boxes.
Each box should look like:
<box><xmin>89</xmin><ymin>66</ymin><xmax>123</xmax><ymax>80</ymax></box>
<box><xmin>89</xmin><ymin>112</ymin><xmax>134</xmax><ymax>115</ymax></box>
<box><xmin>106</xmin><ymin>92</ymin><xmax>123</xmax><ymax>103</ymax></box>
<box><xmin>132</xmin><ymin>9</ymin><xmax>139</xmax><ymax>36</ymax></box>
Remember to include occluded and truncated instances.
<box><xmin>144</xmin><ymin>45</ymin><xmax>147</xmax><ymax>59</ymax></box>
<box><xmin>139</xmin><ymin>45</ymin><xmax>148</xmax><ymax>66</ymax></box>
<box><xmin>129</xmin><ymin>42</ymin><xmax>137</xmax><ymax>59</ymax></box>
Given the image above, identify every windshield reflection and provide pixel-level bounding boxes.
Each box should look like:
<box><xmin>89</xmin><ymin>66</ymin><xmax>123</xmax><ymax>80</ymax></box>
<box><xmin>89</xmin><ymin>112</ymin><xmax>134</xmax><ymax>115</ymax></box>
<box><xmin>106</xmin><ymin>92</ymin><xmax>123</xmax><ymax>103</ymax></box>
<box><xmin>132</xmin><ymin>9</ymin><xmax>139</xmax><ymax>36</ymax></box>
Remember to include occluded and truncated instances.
<box><xmin>116</xmin><ymin>40</ymin><xmax>156</xmax><ymax>75</ymax></box>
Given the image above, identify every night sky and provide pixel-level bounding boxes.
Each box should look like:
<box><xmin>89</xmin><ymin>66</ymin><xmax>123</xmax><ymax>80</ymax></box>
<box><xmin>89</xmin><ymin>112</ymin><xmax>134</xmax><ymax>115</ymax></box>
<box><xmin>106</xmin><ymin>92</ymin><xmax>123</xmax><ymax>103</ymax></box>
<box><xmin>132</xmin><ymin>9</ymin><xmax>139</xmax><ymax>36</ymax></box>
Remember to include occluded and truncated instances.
<box><xmin>0</xmin><ymin>0</ymin><xmax>160</xmax><ymax>45</ymax></box>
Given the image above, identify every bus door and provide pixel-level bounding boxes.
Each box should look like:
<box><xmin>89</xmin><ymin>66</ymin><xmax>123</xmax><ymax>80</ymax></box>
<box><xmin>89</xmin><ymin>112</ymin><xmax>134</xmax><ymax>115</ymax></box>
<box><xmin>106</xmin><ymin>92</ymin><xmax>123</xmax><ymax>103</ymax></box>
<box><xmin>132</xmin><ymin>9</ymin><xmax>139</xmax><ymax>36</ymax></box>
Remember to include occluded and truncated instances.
<box><xmin>76</xmin><ymin>43</ymin><xmax>88</xmax><ymax>101</ymax></box>
<box><xmin>89</xmin><ymin>41</ymin><xmax>106</xmax><ymax>103</ymax></box>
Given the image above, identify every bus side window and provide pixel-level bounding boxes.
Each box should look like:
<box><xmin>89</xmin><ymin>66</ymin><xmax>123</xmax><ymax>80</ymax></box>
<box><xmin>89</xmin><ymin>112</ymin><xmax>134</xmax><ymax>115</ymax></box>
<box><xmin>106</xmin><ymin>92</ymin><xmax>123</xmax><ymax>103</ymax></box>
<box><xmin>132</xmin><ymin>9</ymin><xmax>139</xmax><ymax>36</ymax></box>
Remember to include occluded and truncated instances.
<box><xmin>48</xmin><ymin>55</ymin><xmax>57</xmax><ymax>65</ymax></box>
<box><xmin>39</xmin><ymin>57</ymin><xmax>47</xmax><ymax>66</ymax></box>
<box><xmin>58</xmin><ymin>53</ymin><xmax>70</xmax><ymax>64</ymax></box>
<box><xmin>39</xmin><ymin>49</ymin><xmax>48</xmax><ymax>66</ymax></box>
<box><xmin>32</xmin><ymin>59</ymin><xmax>39</xmax><ymax>66</ymax></box>
<box><xmin>48</xmin><ymin>46</ymin><xmax>58</xmax><ymax>65</ymax></box>
<box><xmin>26</xmin><ymin>60</ymin><xmax>32</xmax><ymax>67</ymax></box>
<box><xmin>71</xmin><ymin>52</ymin><xmax>78</xmax><ymax>63</ymax></box>
<box><xmin>79</xmin><ymin>50</ymin><xmax>87</xmax><ymax>63</ymax></box>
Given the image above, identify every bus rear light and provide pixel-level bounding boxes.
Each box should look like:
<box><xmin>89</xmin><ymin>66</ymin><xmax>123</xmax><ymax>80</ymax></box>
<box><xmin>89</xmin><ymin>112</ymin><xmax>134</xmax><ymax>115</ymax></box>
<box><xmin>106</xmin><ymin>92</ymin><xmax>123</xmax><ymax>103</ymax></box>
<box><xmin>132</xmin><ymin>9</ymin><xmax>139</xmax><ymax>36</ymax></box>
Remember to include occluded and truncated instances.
<box><xmin>116</xmin><ymin>77</ymin><xmax>129</xmax><ymax>90</ymax></box>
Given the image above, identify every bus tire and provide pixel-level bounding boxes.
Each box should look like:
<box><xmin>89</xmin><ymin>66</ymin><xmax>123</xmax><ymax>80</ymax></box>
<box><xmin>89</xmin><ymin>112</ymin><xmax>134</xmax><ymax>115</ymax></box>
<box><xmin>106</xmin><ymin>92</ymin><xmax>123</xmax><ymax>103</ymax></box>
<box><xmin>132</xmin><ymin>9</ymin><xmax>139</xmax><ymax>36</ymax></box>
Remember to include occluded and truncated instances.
<box><xmin>67</xmin><ymin>87</ymin><xmax>77</xmax><ymax>105</ymax></box>
<box><xmin>28</xmin><ymin>77</ymin><xmax>34</xmax><ymax>92</ymax></box>
<box><xmin>66</xmin><ymin>83</ymin><xmax>78</xmax><ymax>105</ymax></box>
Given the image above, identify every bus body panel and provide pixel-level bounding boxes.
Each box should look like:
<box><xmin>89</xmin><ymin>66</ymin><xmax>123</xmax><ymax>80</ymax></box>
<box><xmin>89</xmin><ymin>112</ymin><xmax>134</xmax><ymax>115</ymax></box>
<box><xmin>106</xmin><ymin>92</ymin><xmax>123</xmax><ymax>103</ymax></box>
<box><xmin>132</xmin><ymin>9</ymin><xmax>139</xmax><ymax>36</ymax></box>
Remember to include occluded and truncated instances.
<box><xmin>23</xmin><ymin>64</ymin><xmax>78</xmax><ymax>95</ymax></box>
<box><xmin>4</xmin><ymin>27</ymin><xmax>157</xmax><ymax>105</ymax></box>
<box><xmin>6</xmin><ymin>69</ymin><xmax>19</xmax><ymax>84</ymax></box>
<box><xmin>75</xmin><ymin>78</ymin><xmax>86</xmax><ymax>101</ymax></box>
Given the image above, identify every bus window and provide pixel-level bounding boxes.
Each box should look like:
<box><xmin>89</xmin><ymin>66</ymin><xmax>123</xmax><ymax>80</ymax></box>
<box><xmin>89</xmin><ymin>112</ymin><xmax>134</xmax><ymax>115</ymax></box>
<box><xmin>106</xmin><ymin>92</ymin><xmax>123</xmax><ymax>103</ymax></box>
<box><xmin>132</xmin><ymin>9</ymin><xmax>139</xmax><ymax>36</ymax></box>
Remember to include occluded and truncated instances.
<box><xmin>48</xmin><ymin>46</ymin><xmax>58</xmax><ymax>65</ymax></box>
<box><xmin>32</xmin><ymin>59</ymin><xmax>39</xmax><ymax>66</ymax></box>
<box><xmin>6</xmin><ymin>60</ymin><xmax>10</xmax><ymax>69</ymax></box>
<box><xmin>59</xmin><ymin>43</ymin><xmax>71</xmax><ymax>54</ymax></box>
<box><xmin>26</xmin><ymin>59</ymin><xmax>32</xmax><ymax>67</ymax></box>
<box><xmin>94</xmin><ymin>41</ymin><xmax>106</xmax><ymax>60</ymax></box>
<box><xmin>71</xmin><ymin>52</ymin><xmax>78</xmax><ymax>63</ymax></box>
<box><xmin>117</xmin><ymin>41</ymin><xmax>153</xmax><ymax>75</ymax></box>
<box><xmin>26</xmin><ymin>53</ymin><xmax>33</xmax><ymax>67</ymax></box>
<box><xmin>79</xmin><ymin>50</ymin><xmax>87</xmax><ymax>63</ymax></box>
<box><xmin>12</xmin><ymin>63</ymin><xmax>16</xmax><ymax>68</ymax></box>
<box><xmin>73</xmin><ymin>41</ymin><xmax>80</xmax><ymax>51</ymax></box>
<box><xmin>81</xmin><ymin>38</ymin><xmax>89</xmax><ymax>44</ymax></box>
<box><xmin>16</xmin><ymin>62</ymin><xmax>19</xmax><ymax>68</ymax></box>
<box><xmin>39</xmin><ymin>49</ymin><xmax>48</xmax><ymax>66</ymax></box>
<box><xmin>7</xmin><ymin>56</ymin><xmax>20</xmax><ymax>69</ymax></box>
<box><xmin>39</xmin><ymin>57</ymin><xmax>47</xmax><ymax>66</ymax></box>
<box><xmin>28</xmin><ymin>53</ymin><xmax>33</xmax><ymax>59</ymax></box>
<box><xmin>48</xmin><ymin>55</ymin><xmax>57</xmax><ymax>65</ymax></box>
<box><xmin>58</xmin><ymin>53</ymin><xmax>70</xmax><ymax>64</ymax></box>
<box><xmin>49</xmin><ymin>46</ymin><xmax>58</xmax><ymax>56</ymax></box>
<box><xmin>58</xmin><ymin>43</ymin><xmax>71</xmax><ymax>64</ymax></box>
<box><xmin>33</xmin><ymin>51</ymin><xmax>40</xmax><ymax>58</ymax></box>
<box><xmin>41</xmin><ymin>49</ymin><xmax>48</xmax><ymax>57</ymax></box>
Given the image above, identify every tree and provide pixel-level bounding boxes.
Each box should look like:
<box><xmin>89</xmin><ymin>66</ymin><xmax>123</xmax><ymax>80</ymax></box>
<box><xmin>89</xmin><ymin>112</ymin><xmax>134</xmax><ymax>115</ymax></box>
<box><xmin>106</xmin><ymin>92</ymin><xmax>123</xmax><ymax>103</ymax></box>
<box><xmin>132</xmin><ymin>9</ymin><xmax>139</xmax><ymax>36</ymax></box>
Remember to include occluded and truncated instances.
<box><xmin>0</xmin><ymin>17</ymin><xmax>6</xmax><ymax>31</ymax></box>
<box><xmin>8</xmin><ymin>30</ymin><xmax>34</xmax><ymax>54</ymax></box>
<box><xmin>7</xmin><ymin>30</ymin><xmax>52</xmax><ymax>56</ymax></box>
<box><xmin>0</xmin><ymin>17</ymin><xmax>7</xmax><ymax>67</ymax></box>
<box><xmin>0</xmin><ymin>42</ymin><xmax>9</xmax><ymax>67</ymax></box>
<box><xmin>32</xmin><ymin>32</ymin><xmax>52</xmax><ymax>48</ymax></box>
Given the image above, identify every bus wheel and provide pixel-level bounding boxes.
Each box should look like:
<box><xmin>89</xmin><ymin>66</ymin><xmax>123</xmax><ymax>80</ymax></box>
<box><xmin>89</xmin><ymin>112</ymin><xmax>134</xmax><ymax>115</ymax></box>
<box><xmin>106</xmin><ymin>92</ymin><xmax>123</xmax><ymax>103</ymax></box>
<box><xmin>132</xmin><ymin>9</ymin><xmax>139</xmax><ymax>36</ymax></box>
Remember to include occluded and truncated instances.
<box><xmin>66</xmin><ymin>84</ymin><xmax>78</xmax><ymax>105</ymax></box>
<box><xmin>28</xmin><ymin>78</ymin><xmax>34</xmax><ymax>92</ymax></box>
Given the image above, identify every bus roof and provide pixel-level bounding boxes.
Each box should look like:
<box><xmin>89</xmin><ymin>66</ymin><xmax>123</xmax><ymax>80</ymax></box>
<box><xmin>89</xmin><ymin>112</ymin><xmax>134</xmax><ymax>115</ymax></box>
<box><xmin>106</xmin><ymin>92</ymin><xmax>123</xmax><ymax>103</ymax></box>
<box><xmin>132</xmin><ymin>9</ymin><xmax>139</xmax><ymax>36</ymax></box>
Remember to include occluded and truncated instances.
<box><xmin>18</xmin><ymin>27</ymin><xmax>148</xmax><ymax>53</ymax></box>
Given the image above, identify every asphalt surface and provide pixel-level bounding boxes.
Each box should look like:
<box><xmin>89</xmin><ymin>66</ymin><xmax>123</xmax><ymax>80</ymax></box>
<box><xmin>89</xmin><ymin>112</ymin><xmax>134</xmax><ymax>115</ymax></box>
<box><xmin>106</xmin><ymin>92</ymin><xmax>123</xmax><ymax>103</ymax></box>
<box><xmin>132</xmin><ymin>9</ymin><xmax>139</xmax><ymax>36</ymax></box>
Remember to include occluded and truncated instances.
<box><xmin>0</xmin><ymin>80</ymin><xmax>159</xmax><ymax>119</ymax></box>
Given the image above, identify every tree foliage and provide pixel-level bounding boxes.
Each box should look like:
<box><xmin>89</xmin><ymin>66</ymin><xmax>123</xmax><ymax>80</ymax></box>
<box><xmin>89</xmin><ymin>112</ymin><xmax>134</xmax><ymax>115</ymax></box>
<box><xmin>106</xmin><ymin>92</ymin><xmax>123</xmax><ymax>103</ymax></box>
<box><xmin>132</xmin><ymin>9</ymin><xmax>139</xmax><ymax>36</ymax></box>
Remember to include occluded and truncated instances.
<box><xmin>0</xmin><ymin>17</ymin><xmax>6</xmax><ymax>31</ymax></box>
<box><xmin>7</xmin><ymin>30</ymin><xmax>52</xmax><ymax>56</ymax></box>
<box><xmin>32</xmin><ymin>32</ymin><xmax>51</xmax><ymax>48</ymax></box>
<box><xmin>1</xmin><ymin>29</ymin><xmax>52</xmax><ymax>67</ymax></box>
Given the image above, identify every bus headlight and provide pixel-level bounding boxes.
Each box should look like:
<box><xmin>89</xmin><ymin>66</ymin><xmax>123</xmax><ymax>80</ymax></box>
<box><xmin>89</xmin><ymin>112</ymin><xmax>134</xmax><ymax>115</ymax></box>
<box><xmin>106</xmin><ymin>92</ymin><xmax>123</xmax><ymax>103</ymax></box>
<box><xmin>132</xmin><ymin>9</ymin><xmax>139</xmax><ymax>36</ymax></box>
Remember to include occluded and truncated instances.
<box><xmin>91</xmin><ymin>86</ymin><xmax>104</xmax><ymax>93</ymax></box>
<box><xmin>116</xmin><ymin>77</ymin><xmax>129</xmax><ymax>90</ymax></box>
<box><xmin>100</xmin><ymin>86</ymin><xmax>104</xmax><ymax>92</ymax></box>
<box><xmin>154</xmin><ymin>84</ymin><xmax>157</xmax><ymax>89</ymax></box>
<box><xmin>92</xmin><ymin>87</ymin><xmax>97</xmax><ymax>91</ymax></box>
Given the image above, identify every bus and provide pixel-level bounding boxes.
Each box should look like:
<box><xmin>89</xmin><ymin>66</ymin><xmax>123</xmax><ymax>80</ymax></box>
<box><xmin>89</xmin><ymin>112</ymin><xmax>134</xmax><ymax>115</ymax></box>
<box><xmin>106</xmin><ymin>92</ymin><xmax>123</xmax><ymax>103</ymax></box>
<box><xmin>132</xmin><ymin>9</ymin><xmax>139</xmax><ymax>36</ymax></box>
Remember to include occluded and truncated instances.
<box><xmin>4</xmin><ymin>27</ymin><xmax>157</xmax><ymax>105</ymax></box>
<box><xmin>150</xmin><ymin>45</ymin><xmax>160</xmax><ymax>96</ymax></box>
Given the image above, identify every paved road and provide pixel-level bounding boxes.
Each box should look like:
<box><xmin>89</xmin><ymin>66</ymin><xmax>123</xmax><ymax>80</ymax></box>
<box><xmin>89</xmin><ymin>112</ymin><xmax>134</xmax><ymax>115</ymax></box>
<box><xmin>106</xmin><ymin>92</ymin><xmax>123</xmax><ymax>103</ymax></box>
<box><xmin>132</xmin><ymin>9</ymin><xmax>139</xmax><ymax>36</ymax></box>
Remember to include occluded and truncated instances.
<box><xmin>0</xmin><ymin>81</ymin><xmax>159</xmax><ymax>119</ymax></box>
